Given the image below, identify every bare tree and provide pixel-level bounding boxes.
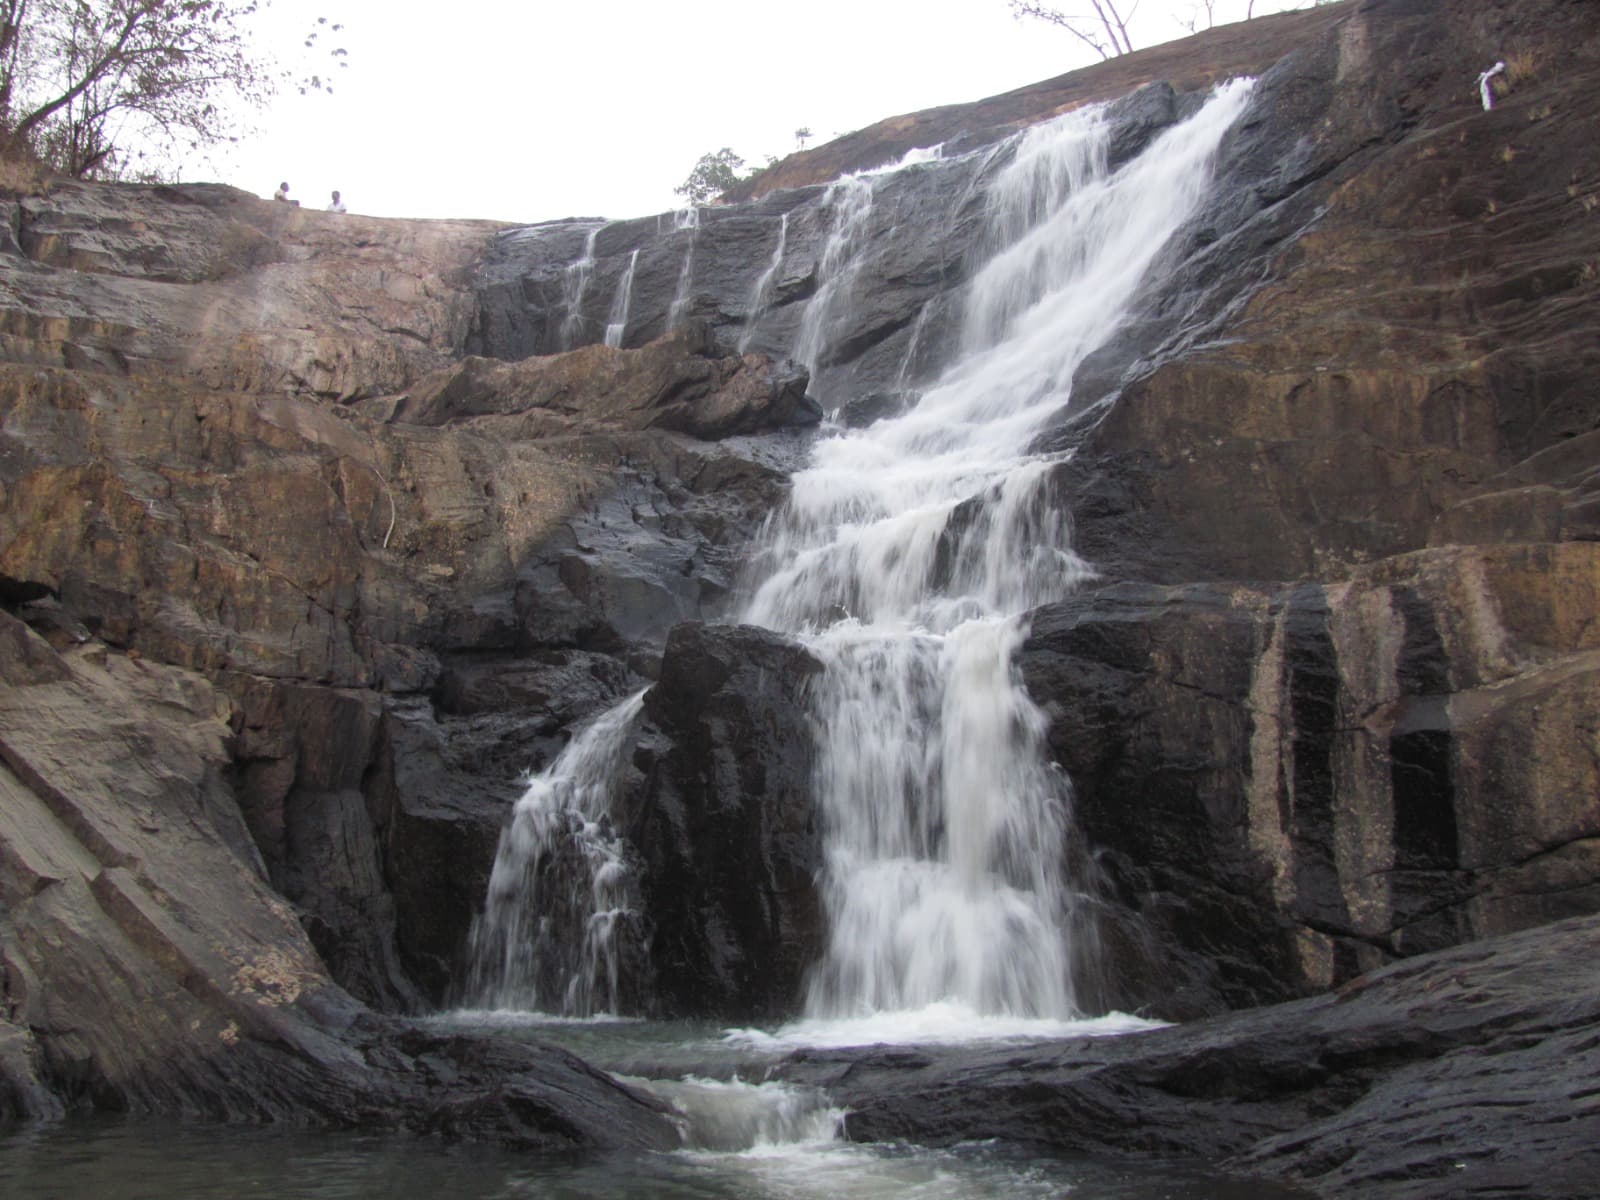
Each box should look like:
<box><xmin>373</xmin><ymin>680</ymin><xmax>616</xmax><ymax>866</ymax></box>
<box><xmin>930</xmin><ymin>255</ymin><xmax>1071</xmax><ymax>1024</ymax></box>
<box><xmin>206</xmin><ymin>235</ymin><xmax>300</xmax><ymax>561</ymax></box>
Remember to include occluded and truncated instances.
<box><xmin>1181</xmin><ymin>0</ymin><xmax>1262</xmax><ymax>32</ymax></box>
<box><xmin>1009</xmin><ymin>0</ymin><xmax>1139</xmax><ymax>59</ymax></box>
<box><xmin>1177</xmin><ymin>0</ymin><xmax>1218</xmax><ymax>34</ymax></box>
<box><xmin>0</xmin><ymin>1</ymin><xmax>345</xmax><ymax>179</ymax></box>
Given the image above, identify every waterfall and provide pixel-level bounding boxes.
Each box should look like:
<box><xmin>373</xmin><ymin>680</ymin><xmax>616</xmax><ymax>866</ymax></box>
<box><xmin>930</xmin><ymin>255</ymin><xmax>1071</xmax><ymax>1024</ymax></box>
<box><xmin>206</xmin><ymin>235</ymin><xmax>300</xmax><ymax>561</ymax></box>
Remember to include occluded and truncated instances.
<box><xmin>791</xmin><ymin>175</ymin><xmax>876</xmax><ymax>407</ymax></box>
<box><xmin>739</xmin><ymin>212</ymin><xmax>789</xmax><ymax>352</ymax></box>
<box><xmin>668</xmin><ymin>206</ymin><xmax>699</xmax><ymax>330</ymax></box>
<box><xmin>463</xmin><ymin>693</ymin><xmax>648</xmax><ymax>1014</ymax></box>
<box><xmin>744</xmin><ymin>80</ymin><xmax>1256</xmax><ymax>1022</ymax></box>
<box><xmin>559</xmin><ymin>227</ymin><xmax>600</xmax><ymax>350</ymax></box>
<box><xmin>604</xmin><ymin>249</ymin><xmax>640</xmax><ymax>349</ymax></box>
<box><xmin>792</xmin><ymin>145</ymin><xmax>946</xmax><ymax>408</ymax></box>
<box><xmin>458</xmin><ymin>81</ymin><xmax>1252</xmax><ymax>1029</ymax></box>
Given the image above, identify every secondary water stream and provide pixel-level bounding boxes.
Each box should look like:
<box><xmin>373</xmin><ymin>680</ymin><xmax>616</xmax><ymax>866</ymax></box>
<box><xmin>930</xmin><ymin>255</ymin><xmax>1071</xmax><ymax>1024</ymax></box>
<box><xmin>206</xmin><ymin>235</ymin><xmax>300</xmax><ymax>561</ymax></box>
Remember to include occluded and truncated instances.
<box><xmin>604</xmin><ymin>248</ymin><xmax>641</xmax><ymax>348</ymax></box>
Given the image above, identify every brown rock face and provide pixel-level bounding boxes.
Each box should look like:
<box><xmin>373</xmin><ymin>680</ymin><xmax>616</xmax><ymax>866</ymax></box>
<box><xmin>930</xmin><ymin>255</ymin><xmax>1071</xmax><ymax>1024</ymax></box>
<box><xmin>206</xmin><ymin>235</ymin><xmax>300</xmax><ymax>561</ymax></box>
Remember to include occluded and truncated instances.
<box><xmin>0</xmin><ymin>174</ymin><xmax>803</xmax><ymax>1114</ymax></box>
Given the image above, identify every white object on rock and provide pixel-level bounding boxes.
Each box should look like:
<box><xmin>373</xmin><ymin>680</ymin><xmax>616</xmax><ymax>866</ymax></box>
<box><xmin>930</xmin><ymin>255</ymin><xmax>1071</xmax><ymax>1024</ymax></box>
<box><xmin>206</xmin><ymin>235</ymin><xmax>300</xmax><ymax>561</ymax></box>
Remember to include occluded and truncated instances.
<box><xmin>1478</xmin><ymin>61</ymin><xmax>1507</xmax><ymax>111</ymax></box>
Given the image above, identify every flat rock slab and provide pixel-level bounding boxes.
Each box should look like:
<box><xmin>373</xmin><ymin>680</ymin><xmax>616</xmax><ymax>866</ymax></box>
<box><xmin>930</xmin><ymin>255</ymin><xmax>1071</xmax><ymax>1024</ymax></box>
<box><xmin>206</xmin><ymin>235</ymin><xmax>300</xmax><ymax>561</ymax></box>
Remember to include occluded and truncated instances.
<box><xmin>774</xmin><ymin>914</ymin><xmax>1600</xmax><ymax>1198</ymax></box>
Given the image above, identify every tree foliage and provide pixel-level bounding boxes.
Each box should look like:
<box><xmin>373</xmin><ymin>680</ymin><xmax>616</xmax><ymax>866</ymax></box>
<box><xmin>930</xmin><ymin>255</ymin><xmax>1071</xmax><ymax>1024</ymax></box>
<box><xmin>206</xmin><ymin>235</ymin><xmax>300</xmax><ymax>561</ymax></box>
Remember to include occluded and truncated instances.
<box><xmin>674</xmin><ymin>146</ymin><xmax>746</xmax><ymax>205</ymax></box>
<box><xmin>0</xmin><ymin>1</ymin><xmax>346</xmax><ymax>179</ymax></box>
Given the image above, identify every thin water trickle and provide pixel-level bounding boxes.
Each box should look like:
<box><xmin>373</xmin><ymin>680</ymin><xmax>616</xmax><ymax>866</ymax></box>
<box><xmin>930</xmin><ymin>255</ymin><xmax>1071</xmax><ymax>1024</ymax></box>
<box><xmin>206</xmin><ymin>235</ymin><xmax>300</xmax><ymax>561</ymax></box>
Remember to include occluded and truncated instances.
<box><xmin>667</xmin><ymin>207</ymin><xmax>701</xmax><ymax>331</ymax></box>
<box><xmin>739</xmin><ymin>211</ymin><xmax>789</xmax><ymax>352</ymax></box>
<box><xmin>792</xmin><ymin>175</ymin><xmax>877</xmax><ymax>406</ymax></box>
<box><xmin>561</xmin><ymin>226</ymin><xmax>601</xmax><ymax>349</ymax></box>
<box><xmin>605</xmin><ymin>248</ymin><xmax>641</xmax><ymax>349</ymax></box>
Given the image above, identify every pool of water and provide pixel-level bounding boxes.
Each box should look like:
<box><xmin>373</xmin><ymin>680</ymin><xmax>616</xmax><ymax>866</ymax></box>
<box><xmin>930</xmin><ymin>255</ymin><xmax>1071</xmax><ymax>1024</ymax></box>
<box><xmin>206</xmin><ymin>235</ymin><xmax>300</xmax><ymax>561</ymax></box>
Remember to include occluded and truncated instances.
<box><xmin>0</xmin><ymin>1116</ymin><xmax>1309</xmax><ymax>1200</ymax></box>
<box><xmin>0</xmin><ymin>1013</ymin><xmax>1309</xmax><ymax>1199</ymax></box>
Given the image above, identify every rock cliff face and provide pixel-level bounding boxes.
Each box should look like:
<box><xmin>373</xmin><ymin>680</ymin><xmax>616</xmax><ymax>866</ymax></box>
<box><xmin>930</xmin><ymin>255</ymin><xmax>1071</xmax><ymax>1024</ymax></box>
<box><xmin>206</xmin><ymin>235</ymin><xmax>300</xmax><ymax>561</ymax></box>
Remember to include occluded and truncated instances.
<box><xmin>0</xmin><ymin>180</ymin><xmax>812</xmax><ymax>1116</ymax></box>
<box><xmin>1015</xmin><ymin>0</ymin><xmax>1600</xmax><ymax>1013</ymax></box>
<box><xmin>1</xmin><ymin>0</ymin><xmax>1597</xmax><ymax>1188</ymax></box>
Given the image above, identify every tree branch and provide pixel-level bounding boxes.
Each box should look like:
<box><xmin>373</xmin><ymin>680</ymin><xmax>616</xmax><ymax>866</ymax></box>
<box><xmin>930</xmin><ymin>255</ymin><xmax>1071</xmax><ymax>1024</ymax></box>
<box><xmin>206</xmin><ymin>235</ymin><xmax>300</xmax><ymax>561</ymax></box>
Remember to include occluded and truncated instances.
<box><xmin>5</xmin><ymin>0</ymin><xmax>149</xmax><ymax>149</ymax></box>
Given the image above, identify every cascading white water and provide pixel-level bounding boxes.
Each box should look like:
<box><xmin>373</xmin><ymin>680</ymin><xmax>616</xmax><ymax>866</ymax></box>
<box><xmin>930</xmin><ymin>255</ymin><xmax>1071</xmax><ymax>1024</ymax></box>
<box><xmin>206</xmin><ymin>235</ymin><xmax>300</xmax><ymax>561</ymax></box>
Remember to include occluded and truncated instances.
<box><xmin>668</xmin><ymin>206</ymin><xmax>699</xmax><ymax>331</ymax></box>
<box><xmin>460</xmin><ymin>81</ymin><xmax>1252</xmax><ymax>1035</ymax></box>
<box><xmin>792</xmin><ymin>145</ymin><xmax>945</xmax><ymax>407</ymax></box>
<box><xmin>604</xmin><ymin>248</ymin><xmax>641</xmax><ymax>349</ymax></box>
<box><xmin>791</xmin><ymin>175</ymin><xmax>876</xmax><ymax>403</ymax></box>
<box><xmin>559</xmin><ymin>227</ymin><xmax>600</xmax><ymax>350</ymax></box>
<box><xmin>739</xmin><ymin>211</ymin><xmax>789</xmax><ymax>352</ymax></box>
<box><xmin>744</xmin><ymin>80</ymin><xmax>1256</xmax><ymax>1024</ymax></box>
<box><xmin>464</xmin><ymin>693</ymin><xmax>648</xmax><ymax>1014</ymax></box>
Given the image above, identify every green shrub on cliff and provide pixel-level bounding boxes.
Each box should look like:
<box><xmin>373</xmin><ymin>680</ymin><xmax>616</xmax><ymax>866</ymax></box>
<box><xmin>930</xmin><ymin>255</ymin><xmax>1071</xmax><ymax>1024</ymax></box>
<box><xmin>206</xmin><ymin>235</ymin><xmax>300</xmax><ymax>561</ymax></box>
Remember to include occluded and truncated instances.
<box><xmin>675</xmin><ymin>147</ymin><xmax>749</xmax><ymax>204</ymax></box>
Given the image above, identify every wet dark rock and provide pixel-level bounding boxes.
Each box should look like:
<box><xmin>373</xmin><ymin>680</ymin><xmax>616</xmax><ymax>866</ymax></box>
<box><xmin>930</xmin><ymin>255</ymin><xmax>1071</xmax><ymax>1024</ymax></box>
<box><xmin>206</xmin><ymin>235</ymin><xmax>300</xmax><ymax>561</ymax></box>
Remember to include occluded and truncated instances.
<box><xmin>1056</xmin><ymin>0</ymin><xmax>1600</xmax><ymax>584</ymax></box>
<box><xmin>0</xmin><ymin>612</ymin><xmax>675</xmax><ymax>1150</ymax></box>
<box><xmin>367</xmin><ymin>699</ymin><xmax>527</xmax><ymax>1005</ymax></box>
<box><xmin>776</xmin><ymin>915</ymin><xmax>1600</xmax><ymax>1199</ymax></box>
<box><xmin>621</xmin><ymin>622</ymin><xmax>824</xmax><ymax>1019</ymax></box>
<box><xmin>1020</xmin><ymin>542</ymin><xmax>1600</xmax><ymax>1016</ymax></box>
<box><xmin>838</xmin><ymin>389</ymin><xmax>916</xmax><ymax>429</ymax></box>
<box><xmin>224</xmin><ymin>675</ymin><xmax>423</xmax><ymax>1014</ymax></box>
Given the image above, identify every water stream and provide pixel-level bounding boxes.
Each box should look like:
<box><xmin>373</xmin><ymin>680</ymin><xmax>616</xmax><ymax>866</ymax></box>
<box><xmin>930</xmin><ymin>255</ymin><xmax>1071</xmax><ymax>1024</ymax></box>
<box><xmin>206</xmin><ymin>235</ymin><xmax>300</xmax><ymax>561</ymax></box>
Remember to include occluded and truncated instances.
<box><xmin>746</xmin><ymin>78</ymin><xmax>1255</xmax><ymax>1031</ymax></box>
<box><xmin>561</xmin><ymin>226</ymin><xmax>602</xmax><ymax>349</ymax></box>
<box><xmin>668</xmin><ymin>205</ymin><xmax>700</xmax><ymax>330</ymax></box>
<box><xmin>604</xmin><ymin>248</ymin><xmax>641</xmax><ymax>348</ymax></box>
<box><xmin>454</xmin><ymin>79</ymin><xmax>1260</xmax><ymax>1188</ymax></box>
<box><xmin>740</xmin><ymin>211</ymin><xmax>789</xmax><ymax>351</ymax></box>
<box><xmin>463</xmin><ymin>693</ymin><xmax>648</xmax><ymax>1014</ymax></box>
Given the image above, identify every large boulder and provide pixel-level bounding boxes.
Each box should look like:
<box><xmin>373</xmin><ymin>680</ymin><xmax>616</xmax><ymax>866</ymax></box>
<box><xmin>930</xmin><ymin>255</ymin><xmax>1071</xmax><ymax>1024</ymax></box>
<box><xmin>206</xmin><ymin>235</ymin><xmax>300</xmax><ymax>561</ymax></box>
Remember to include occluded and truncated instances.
<box><xmin>621</xmin><ymin>622</ymin><xmax>824</xmax><ymax>1019</ymax></box>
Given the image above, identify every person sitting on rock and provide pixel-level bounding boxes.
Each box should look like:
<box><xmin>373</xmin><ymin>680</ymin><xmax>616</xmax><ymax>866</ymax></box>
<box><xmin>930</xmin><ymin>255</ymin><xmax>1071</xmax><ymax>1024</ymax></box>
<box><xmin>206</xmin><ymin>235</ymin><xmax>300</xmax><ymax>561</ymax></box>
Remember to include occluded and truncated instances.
<box><xmin>273</xmin><ymin>181</ymin><xmax>299</xmax><ymax>206</ymax></box>
<box><xmin>326</xmin><ymin>189</ymin><xmax>347</xmax><ymax>214</ymax></box>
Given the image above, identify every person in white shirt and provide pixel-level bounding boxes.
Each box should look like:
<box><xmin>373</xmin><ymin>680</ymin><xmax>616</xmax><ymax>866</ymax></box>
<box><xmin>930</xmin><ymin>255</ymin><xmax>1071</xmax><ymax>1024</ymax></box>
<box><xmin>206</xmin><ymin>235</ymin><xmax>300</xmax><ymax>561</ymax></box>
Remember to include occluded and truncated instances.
<box><xmin>326</xmin><ymin>189</ymin><xmax>347</xmax><ymax>214</ymax></box>
<box><xmin>273</xmin><ymin>181</ymin><xmax>293</xmax><ymax>203</ymax></box>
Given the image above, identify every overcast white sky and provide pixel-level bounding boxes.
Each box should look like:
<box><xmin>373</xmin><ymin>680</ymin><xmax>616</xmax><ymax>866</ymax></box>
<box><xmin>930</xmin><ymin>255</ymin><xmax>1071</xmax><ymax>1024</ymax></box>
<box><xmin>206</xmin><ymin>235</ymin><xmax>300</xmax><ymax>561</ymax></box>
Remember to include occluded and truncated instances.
<box><xmin>208</xmin><ymin>0</ymin><xmax>1303</xmax><ymax>225</ymax></box>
